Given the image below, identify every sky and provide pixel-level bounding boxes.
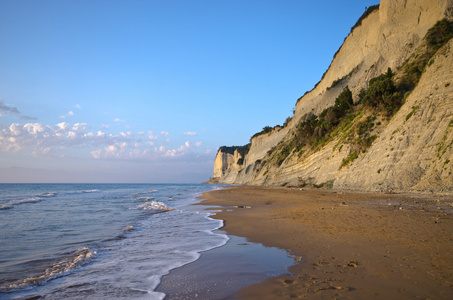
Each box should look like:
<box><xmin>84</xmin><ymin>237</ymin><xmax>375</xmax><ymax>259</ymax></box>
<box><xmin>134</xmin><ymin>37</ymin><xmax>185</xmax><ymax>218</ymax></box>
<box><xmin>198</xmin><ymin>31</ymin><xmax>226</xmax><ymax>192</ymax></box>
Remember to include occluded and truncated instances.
<box><xmin>0</xmin><ymin>0</ymin><xmax>379</xmax><ymax>183</ymax></box>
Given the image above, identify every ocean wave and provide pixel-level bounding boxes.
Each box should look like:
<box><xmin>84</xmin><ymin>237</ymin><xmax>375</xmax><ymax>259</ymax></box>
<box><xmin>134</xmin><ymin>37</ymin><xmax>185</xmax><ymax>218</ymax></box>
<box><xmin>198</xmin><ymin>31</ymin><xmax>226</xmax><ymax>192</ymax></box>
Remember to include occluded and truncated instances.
<box><xmin>0</xmin><ymin>197</ymin><xmax>43</xmax><ymax>210</ymax></box>
<box><xmin>2</xmin><ymin>247</ymin><xmax>96</xmax><ymax>292</ymax></box>
<box><xmin>136</xmin><ymin>196</ymin><xmax>154</xmax><ymax>202</ymax></box>
<box><xmin>37</xmin><ymin>192</ymin><xmax>57</xmax><ymax>197</ymax></box>
<box><xmin>0</xmin><ymin>191</ymin><xmax>58</xmax><ymax>210</ymax></box>
<box><xmin>82</xmin><ymin>189</ymin><xmax>100</xmax><ymax>193</ymax></box>
<box><xmin>132</xmin><ymin>190</ymin><xmax>158</xmax><ymax>196</ymax></box>
<box><xmin>136</xmin><ymin>201</ymin><xmax>174</xmax><ymax>212</ymax></box>
<box><xmin>0</xmin><ymin>203</ymin><xmax>12</xmax><ymax>210</ymax></box>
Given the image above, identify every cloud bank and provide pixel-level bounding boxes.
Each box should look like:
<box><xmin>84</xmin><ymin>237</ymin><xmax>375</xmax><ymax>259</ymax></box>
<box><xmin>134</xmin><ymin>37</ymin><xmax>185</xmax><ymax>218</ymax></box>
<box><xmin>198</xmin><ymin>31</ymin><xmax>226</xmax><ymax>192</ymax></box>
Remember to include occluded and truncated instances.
<box><xmin>0</xmin><ymin>121</ymin><xmax>206</xmax><ymax>161</ymax></box>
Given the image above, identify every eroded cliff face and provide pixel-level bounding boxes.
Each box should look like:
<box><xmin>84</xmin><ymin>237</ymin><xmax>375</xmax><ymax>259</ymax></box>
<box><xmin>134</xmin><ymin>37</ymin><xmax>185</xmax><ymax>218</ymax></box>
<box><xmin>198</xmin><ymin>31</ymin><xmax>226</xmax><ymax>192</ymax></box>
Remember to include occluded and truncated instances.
<box><xmin>211</xmin><ymin>147</ymin><xmax>244</xmax><ymax>184</ymax></box>
<box><xmin>209</xmin><ymin>0</ymin><xmax>453</xmax><ymax>192</ymax></box>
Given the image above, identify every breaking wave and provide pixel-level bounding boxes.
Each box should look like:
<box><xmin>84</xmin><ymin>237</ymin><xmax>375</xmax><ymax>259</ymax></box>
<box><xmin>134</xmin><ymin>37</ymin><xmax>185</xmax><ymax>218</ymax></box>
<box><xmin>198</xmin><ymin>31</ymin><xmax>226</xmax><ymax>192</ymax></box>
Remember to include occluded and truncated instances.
<box><xmin>0</xmin><ymin>197</ymin><xmax>44</xmax><ymax>210</ymax></box>
<box><xmin>37</xmin><ymin>192</ymin><xmax>57</xmax><ymax>197</ymax></box>
<box><xmin>136</xmin><ymin>196</ymin><xmax>154</xmax><ymax>202</ymax></box>
<box><xmin>1</xmin><ymin>247</ymin><xmax>96</xmax><ymax>292</ymax></box>
<box><xmin>0</xmin><ymin>192</ymin><xmax>58</xmax><ymax>210</ymax></box>
<box><xmin>136</xmin><ymin>201</ymin><xmax>174</xmax><ymax>212</ymax></box>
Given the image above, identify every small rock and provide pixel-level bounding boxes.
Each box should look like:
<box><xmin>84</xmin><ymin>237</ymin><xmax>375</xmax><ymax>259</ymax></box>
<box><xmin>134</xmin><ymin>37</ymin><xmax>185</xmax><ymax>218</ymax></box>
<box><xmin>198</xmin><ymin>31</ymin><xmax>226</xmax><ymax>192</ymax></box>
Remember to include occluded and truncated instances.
<box><xmin>347</xmin><ymin>260</ymin><xmax>358</xmax><ymax>267</ymax></box>
<box><xmin>284</xmin><ymin>279</ymin><xmax>294</xmax><ymax>284</ymax></box>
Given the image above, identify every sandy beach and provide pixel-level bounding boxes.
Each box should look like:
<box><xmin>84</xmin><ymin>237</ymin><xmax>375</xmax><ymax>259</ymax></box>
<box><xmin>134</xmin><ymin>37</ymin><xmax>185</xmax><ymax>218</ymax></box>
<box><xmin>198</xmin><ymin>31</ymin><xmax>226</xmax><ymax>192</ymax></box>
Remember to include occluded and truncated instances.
<box><xmin>194</xmin><ymin>185</ymin><xmax>453</xmax><ymax>299</ymax></box>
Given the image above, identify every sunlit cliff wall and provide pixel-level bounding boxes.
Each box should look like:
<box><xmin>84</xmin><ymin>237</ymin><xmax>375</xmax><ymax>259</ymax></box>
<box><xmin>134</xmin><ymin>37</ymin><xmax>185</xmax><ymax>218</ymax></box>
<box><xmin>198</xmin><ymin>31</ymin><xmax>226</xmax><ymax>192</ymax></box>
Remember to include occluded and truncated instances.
<box><xmin>208</xmin><ymin>0</ymin><xmax>453</xmax><ymax>192</ymax></box>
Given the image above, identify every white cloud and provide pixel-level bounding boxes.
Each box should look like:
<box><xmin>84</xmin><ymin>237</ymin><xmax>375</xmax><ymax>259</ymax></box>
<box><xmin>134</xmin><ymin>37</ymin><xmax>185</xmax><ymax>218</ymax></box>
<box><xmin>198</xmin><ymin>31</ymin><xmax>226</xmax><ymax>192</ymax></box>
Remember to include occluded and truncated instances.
<box><xmin>75</xmin><ymin>104</ymin><xmax>82</xmax><ymax>109</ymax></box>
<box><xmin>161</xmin><ymin>131</ymin><xmax>169</xmax><ymax>136</ymax></box>
<box><xmin>24</xmin><ymin>123</ymin><xmax>48</xmax><ymax>135</ymax></box>
<box><xmin>67</xmin><ymin>131</ymin><xmax>77</xmax><ymax>139</ymax></box>
<box><xmin>148</xmin><ymin>131</ymin><xmax>157</xmax><ymax>140</ymax></box>
<box><xmin>184</xmin><ymin>131</ymin><xmax>197</xmax><ymax>137</ymax></box>
<box><xmin>9</xmin><ymin>123</ymin><xmax>22</xmax><ymax>135</ymax></box>
<box><xmin>55</xmin><ymin>122</ymin><xmax>70</xmax><ymax>136</ymax></box>
<box><xmin>72</xmin><ymin>123</ymin><xmax>87</xmax><ymax>131</ymax></box>
<box><xmin>120</xmin><ymin>131</ymin><xmax>132</xmax><ymax>137</ymax></box>
<box><xmin>90</xmin><ymin>149</ymin><xmax>102</xmax><ymax>159</ymax></box>
<box><xmin>56</xmin><ymin>122</ymin><xmax>70</xmax><ymax>131</ymax></box>
<box><xmin>59</xmin><ymin>111</ymin><xmax>74</xmax><ymax>119</ymax></box>
<box><xmin>114</xmin><ymin>118</ymin><xmax>125</xmax><ymax>123</ymax></box>
<box><xmin>0</xmin><ymin>120</ymin><xmax>208</xmax><ymax>162</ymax></box>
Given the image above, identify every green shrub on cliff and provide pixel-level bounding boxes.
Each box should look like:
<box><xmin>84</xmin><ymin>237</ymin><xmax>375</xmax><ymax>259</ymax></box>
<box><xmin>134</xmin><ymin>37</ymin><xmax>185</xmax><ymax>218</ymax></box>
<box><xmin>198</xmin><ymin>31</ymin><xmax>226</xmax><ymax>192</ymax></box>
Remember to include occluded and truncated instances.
<box><xmin>341</xmin><ymin>151</ymin><xmax>358</xmax><ymax>167</ymax></box>
<box><xmin>426</xmin><ymin>19</ymin><xmax>453</xmax><ymax>51</ymax></box>
<box><xmin>359</xmin><ymin>68</ymin><xmax>403</xmax><ymax>116</ymax></box>
<box><xmin>294</xmin><ymin>86</ymin><xmax>354</xmax><ymax>150</ymax></box>
<box><xmin>398</xmin><ymin>19</ymin><xmax>453</xmax><ymax>94</ymax></box>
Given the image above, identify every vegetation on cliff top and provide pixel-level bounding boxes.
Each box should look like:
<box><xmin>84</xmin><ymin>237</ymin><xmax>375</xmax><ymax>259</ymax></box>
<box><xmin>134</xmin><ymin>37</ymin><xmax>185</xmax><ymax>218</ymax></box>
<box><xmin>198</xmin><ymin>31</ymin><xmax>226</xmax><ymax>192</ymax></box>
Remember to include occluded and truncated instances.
<box><xmin>219</xmin><ymin>144</ymin><xmax>250</xmax><ymax>156</ymax></box>
<box><xmin>351</xmin><ymin>5</ymin><xmax>380</xmax><ymax>32</ymax></box>
<box><xmin>250</xmin><ymin>126</ymin><xmax>275</xmax><ymax>140</ymax></box>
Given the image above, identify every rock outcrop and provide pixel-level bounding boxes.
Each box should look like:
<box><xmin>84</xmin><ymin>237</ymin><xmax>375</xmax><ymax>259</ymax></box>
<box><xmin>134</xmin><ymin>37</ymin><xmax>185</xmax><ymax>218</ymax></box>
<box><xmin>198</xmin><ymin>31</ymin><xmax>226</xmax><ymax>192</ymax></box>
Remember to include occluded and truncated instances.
<box><xmin>208</xmin><ymin>0</ymin><xmax>453</xmax><ymax>193</ymax></box>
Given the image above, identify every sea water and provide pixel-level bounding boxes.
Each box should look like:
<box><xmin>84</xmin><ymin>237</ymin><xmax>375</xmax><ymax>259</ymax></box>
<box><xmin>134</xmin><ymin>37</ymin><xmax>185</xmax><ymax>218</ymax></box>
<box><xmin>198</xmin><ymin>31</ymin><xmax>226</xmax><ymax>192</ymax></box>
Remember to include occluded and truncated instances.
<box><xmin>0</xmin><ymin>183</ymin><xmax>228</xmax><ymax>299</ymax></box>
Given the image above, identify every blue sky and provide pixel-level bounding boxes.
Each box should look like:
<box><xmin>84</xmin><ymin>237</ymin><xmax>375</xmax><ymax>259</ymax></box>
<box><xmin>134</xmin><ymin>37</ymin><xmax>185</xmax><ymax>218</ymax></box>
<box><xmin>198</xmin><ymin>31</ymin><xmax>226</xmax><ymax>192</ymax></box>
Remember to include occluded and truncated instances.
<box><xmin>0</xmin><ymin>0</ymin><xmax>379</xmax><ymax>183</ymax></box>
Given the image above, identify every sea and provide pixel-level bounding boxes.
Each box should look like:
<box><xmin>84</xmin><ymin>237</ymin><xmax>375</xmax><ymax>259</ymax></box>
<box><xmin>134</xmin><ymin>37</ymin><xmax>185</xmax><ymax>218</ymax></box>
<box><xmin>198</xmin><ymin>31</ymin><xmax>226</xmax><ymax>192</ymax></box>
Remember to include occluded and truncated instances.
<box><xmin>0</xmin><ymin>183</ymin><xmax>293</xmax><ymax>300</ymax></box>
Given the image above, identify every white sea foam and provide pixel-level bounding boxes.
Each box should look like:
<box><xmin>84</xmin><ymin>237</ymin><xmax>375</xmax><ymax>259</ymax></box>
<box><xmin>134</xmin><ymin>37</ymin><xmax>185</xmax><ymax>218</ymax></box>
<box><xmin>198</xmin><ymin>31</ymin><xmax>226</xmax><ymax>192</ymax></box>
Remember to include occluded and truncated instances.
<box><xmin>78</xmin><ymin>209</ymin><xmax>229</xmax><ymax>299</ymax></box>
<box><xmin>38</xmin><ymin>192</ymin><xmax>57</xmax><ymax>197</ymax></box>
<box><xmin>82</xmin><ymin>189</ymin><xmax>100</xmax><ymax>193</ymax></box>
<box><xmin>0</xmin><ymin>197</ymin><xmax>43</xmax><ymax>210</ymax></box>
<box><xmin>137</xmin><ymin>201</ymin><xmax>174</xmax><ymax>212</ymax></box>
<box><xmin>4</xmin><ymin>247</ymin><xmax>96</xmax><ymax>291</ymax></box>
<box><xmin>0</xmin><ymin>203</ymin><xmax>12</xmax><ymax>210</ymax></box>
<box><xmin>136</xmin><ymin>196</ymin><xmax>154</xmax><ymax>202</ymax></box>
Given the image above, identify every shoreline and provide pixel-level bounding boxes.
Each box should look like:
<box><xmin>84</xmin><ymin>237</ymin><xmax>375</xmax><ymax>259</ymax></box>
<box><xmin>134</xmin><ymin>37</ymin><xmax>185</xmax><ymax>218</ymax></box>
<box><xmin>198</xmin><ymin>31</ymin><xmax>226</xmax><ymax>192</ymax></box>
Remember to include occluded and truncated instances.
<box><xmin>155</xmin><ymin>202</ymin><xmax>296</xmax><ymax>299</ymax></box>
<box><xmin>197</xmin><ymin>185</ymin><xmax>453</xmax><ymax>299</ymax></box>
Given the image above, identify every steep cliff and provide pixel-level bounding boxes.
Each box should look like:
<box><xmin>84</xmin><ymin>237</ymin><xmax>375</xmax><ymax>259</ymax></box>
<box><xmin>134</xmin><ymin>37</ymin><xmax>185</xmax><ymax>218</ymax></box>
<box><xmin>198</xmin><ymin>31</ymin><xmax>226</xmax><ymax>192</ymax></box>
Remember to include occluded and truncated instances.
<box><xmin>209</xmin><ymin>0</ymin><xmax>453</xmax><ymax>192</ymax></box>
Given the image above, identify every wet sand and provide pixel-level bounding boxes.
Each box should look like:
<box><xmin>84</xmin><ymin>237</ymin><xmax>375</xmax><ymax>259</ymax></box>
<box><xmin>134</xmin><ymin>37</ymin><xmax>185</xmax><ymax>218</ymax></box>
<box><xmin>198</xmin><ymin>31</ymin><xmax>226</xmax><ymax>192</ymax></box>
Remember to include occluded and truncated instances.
<box><xmin>156</xmin><ymin>204</ymin><xmax>295</xmax><ymax>299</ymax></box>
<box><xmin>157</xmin><ymin>233</ymin><xmax>294</xmax><ymax>299</ymax></box>
<box><xmin>198</xmin><ymin>186</ymin><xmax>453</xmax><ymax>299</ymax></box>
